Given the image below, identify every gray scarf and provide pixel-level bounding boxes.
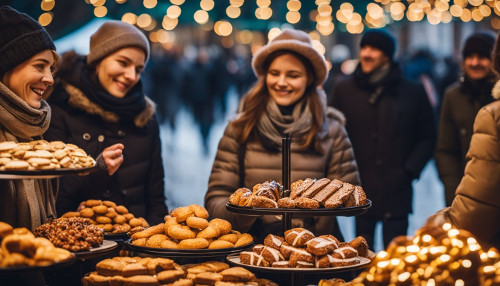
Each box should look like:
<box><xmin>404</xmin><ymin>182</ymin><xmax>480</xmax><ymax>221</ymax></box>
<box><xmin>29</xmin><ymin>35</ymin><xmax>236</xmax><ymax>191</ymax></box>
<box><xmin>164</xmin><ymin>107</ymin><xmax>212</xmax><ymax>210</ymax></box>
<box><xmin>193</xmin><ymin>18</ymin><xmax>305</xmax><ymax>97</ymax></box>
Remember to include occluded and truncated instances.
<box><xmin>0</xmin><ymin>82</ymin><xmax>51</xmax><ymax>140</ymax></box>
<box><xmin>0</xmin><ymin>82</ymin><xmax>56</xmax><ymax>230</ymax></box>
<box><xmin>256</xmin><ymin>92</ymin><xmax>328</xmax><ymax>151</ymax></box>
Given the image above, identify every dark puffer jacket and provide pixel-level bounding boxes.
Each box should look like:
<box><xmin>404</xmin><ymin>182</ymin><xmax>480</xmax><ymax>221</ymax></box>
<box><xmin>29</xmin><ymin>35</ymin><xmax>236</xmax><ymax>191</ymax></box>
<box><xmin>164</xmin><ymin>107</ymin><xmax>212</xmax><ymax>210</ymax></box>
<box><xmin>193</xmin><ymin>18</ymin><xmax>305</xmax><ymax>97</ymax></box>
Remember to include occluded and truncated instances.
<box><xmin>435</xmin><ymin>77</ymin><xmax>495</xmax><ymax>206</ymax></box>
<box><xmin>330</xmin><ymin>63</ymin><xmax>436</xmax><ymax>219</ymax></box>
<box><xmin>428</xmin><ymin>80</ymin><xmax>500</xmax><ymax>250</ymax></box>
<box><xmin>44</xmin><ymin>52</ymin><xmax>168</xmax><ymax>225</ymax></box>
<box><xmin>205</xmin><ymin>108</ymin><xmax>360</xmax><ymax>239</ymax></box>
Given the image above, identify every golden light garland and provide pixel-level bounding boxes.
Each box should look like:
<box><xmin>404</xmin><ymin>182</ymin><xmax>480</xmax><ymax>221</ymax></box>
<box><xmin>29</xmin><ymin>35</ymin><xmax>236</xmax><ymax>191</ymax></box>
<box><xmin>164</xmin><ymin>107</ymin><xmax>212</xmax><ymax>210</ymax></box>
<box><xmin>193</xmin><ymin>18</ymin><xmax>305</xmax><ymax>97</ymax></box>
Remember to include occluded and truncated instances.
<box><xmin>37</xmin><ymin>0</ymin><xmax>500</xmax><ymax>44</ymax></box>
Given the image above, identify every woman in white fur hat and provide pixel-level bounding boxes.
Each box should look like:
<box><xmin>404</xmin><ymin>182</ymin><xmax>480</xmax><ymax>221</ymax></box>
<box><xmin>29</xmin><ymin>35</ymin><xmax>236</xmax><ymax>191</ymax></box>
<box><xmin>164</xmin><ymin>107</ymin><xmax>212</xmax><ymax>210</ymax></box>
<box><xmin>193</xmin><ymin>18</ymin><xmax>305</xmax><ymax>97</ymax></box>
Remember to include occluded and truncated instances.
<box><xmin>205</xmin><ymin>28</ymin><xmax>360</xmax><ymax>242</ymax></box>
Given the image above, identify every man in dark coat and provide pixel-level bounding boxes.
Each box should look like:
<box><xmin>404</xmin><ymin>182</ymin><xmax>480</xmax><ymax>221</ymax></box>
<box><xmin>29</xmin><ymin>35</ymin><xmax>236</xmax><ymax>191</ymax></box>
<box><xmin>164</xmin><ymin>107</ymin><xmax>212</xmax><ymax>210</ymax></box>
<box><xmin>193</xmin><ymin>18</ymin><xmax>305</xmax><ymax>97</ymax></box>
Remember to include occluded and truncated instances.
<box><xmin>329</xmin><ymin>29</ymin><xmax>436</xmax><ymax>249</ymax></box>
<box><xmin>435</xmin><ymin>32</ymin><xmax>496</xmax><ymax>207</ymax></box>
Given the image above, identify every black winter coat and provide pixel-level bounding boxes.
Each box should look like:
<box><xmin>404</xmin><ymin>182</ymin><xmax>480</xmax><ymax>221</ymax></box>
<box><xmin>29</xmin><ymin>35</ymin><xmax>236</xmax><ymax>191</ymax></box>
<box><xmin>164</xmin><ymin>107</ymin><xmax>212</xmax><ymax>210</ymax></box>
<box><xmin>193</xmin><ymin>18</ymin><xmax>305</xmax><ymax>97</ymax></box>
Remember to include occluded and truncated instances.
<box><xmin>435</xmin><ymin>77</ymin><xmax>495</xmax><ymax>206</ymax></box>
<box><xmin>44</xmin><ymin>53</ymin><xmax>168</xmax><ymax>225</ymax></box>
<box><xmin>330</xmin><ymin>63</ymin><xmax>437</xmax><ymax>218</ymax></box>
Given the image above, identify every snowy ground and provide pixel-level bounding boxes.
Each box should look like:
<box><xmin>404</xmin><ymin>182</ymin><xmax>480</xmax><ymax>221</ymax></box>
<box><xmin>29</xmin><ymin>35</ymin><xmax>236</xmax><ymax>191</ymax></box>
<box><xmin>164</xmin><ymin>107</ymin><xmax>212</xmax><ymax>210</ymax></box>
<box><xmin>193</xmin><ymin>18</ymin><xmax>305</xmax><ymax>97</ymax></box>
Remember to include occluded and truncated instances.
<box><xmin>160</xmin><ymin>88</ymin><xmax>445</xmax><ymax>252</ymax></box>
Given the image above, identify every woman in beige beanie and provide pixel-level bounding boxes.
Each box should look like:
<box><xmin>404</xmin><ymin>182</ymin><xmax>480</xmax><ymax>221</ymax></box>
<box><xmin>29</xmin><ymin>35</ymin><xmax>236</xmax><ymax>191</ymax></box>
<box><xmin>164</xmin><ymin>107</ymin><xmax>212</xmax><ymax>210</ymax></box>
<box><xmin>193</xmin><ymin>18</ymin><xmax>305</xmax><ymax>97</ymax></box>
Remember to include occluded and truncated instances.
<box><xmin>44</xmin><ymin>20</ymin><xmax>168</xmax><ymax>225</ymax></box>
<box><xmin>205</xmin><ymin>29</ymin><xmax>360</xmax><ymax>242</ymax></box>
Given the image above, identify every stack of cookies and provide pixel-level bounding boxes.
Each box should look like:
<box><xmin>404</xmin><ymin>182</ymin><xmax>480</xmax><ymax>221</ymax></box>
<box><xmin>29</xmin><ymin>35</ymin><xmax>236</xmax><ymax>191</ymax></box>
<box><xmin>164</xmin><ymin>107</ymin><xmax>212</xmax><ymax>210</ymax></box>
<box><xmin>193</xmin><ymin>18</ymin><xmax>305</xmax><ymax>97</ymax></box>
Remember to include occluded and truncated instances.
<box><xmin>130</xmin><ymin>204</ymin><xmax>253</xmax><ymax>249</ymax></box>
<box><xmin>82</xmin><ymin>258</ymin><xmax>277</xmax><ymax>286</ymax></box>
<box><xmin>229</xmin><ymin>178</ymin><xmax>368</xmax><ymax>209</ymax></box>
<box><xmin>239</xmin><ymin>228</ymin><xmax>370</xmax><ymax>269</ymax></box>
<box><xmin>0</xmin><ymin>140</ymin><xmax>95</xmax><ymax>171</ymax></box>
<box><xmin>0</xmin><ymin>221</ymin><xmax>73</xmax><ymax>267</ymax></box>
<box><xmin>61</xmin><ymin>199</ymin><xmax>150</xmax><ymax>234</ymax></box>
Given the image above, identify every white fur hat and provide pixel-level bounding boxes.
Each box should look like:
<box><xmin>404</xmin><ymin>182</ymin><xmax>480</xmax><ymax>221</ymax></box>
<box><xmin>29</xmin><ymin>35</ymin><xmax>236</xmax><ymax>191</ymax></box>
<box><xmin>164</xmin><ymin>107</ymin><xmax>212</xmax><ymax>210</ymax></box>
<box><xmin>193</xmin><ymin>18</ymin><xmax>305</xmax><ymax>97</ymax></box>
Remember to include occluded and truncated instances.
<box><xmin>251</xmin><ymin>28</ymin><xmax>328</xmax><ymax>86</ymax></box>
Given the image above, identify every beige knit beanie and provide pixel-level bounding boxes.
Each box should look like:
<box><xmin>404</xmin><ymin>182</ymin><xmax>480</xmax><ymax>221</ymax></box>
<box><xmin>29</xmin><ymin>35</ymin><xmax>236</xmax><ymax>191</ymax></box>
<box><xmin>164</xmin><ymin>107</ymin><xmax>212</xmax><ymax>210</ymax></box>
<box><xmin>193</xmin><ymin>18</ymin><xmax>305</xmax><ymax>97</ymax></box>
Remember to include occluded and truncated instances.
<box><xmin>252</xmin><ymin>28</ymin><xmax>327</xmax><ymax>86</ymax></box>
<box><xmin>87</xmin><ymin>20</ymin><xmax>149</xmax><ymax>65</ymax></box>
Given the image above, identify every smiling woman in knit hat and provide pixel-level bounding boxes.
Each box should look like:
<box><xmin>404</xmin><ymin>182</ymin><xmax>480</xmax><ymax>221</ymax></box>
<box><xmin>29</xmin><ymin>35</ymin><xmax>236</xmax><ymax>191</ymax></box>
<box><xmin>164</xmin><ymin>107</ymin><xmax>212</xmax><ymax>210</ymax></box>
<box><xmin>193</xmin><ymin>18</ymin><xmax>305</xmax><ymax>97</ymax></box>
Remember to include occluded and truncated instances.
<box><xmin>205</xmin><ymin>28</ymin><xmax>360</xmax><ymax>242</ymax></box>
<box><xmin>0</xmin><ymin>5</ymin><xmax>60</xmax><ymax>231</ymax></box>
<box><xmin>44</xmin><ymin>20</ymin><xmax>168</xmax><ymax>225</ymax></box>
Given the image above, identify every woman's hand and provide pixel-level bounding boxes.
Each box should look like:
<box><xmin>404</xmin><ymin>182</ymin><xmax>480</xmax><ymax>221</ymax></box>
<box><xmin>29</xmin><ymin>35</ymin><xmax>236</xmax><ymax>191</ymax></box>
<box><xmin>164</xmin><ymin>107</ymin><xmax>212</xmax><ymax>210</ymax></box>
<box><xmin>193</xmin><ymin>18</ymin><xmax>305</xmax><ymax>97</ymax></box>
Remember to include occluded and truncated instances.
<box><xmin>103</xmin><ymin>143</ymin><xmax>124</xmax><ymax>175</ymax></box>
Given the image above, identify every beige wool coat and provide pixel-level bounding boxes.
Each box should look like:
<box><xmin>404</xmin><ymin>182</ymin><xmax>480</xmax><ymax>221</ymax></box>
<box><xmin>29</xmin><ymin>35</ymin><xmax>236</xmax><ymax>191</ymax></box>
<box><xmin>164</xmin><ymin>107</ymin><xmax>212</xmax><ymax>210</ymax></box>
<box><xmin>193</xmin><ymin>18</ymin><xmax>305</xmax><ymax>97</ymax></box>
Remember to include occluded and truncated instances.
<box><xmin>428</xmin><ymin>79</ymin><xmax>500</xmax><ymax>250</ymax></box>
<box><xmin>205</xmin><ymin>107</ymin><xmax>360</xmax><ymax>238</ymax></box>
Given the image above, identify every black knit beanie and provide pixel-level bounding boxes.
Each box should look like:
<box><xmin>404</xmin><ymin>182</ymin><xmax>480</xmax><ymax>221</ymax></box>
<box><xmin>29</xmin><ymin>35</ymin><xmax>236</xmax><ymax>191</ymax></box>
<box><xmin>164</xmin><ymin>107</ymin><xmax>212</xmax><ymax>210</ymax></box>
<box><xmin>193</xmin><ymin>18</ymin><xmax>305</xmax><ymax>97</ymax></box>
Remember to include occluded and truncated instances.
<box><xmin>0</xmin><ymin>6</ymin><xmax>56</xmax><ymax>78</ymax></box>
<box><xmin>462</xmin><ymin>32</ymin><xmax>495</xmax><ymax>59</ymax></box>
<box><xmin>360</xmin><ymin>29</ymin><xmax>396</xmax><ymax>60</ymax></box>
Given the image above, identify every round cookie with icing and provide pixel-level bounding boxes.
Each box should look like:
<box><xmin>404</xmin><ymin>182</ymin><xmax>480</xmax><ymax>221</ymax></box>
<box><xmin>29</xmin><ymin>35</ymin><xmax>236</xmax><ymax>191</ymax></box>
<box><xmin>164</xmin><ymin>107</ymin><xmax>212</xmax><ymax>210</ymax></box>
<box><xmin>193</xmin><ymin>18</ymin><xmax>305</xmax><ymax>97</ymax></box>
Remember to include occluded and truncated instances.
<box><xmin>284</xmin><ymin>227</ymin><xmax>315</xmax><ymax>247</ymax></box>
<box><xmin>239</xmin><ymin>251</ymin><xmax>269</xmax><ymax>267</ymax></box>
<box><xmin>306</xmin><ymin>237</ymin><xmax>336</xmax><ymax>256</ymax></box>
<box><xmin>264</xmin><ymin>234</ymin><xmax>284</xmax><ymax>250</ymax></box>
<box><xmin>260</xmin><ymin>246</ymin><xmax>285</xmax><ymax>264</ymax></box>
<box><xmin>288</xmin><ymin>249</ymin><xmax>314</xmax><ymax>268</ymax></box>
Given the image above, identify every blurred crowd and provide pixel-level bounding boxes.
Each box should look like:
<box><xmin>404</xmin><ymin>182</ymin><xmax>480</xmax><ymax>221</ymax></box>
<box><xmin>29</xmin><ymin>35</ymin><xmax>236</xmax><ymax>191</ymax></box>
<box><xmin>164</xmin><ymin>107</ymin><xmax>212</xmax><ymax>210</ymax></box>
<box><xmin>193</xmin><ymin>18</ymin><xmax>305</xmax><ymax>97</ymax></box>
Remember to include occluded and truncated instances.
<box><xmin>142</xmin><ymin>38</ymin><xmax>464</xmax><ymax>152</ymax></box>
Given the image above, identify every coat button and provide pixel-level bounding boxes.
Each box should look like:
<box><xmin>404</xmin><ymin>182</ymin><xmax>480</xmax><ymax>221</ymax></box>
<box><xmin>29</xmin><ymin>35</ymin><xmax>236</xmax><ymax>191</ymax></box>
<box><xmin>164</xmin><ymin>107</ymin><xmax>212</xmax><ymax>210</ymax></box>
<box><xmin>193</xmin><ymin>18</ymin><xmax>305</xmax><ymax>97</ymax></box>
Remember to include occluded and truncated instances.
<box><xmin>460</xmin><ymin>128</ymin><xmax>467</xmax><ymax>136</ymax></box>
<box><xmin>83</xmin><ymin>133</ymin><xmax>91</xmax><ymax>141</ymax></box>
<box><xmin>103</xmin><ymin>190</ymin><xmax>111</xmax><ymax>197</ymax></box>
<box><xmin>98</xmin><ymin>135</ymin><xmax>105</xmax><ymax>142</ymax></box>
<box><xmin>118</xmin><ymin>130</ymin><xmax>125</xmax><ymax>137</ymax></box>
<box><xmin>376</xmin><ymin>159</ymin><xmax>383</xmax><ymax>166</ymax></box>
<box><xmin>122</xmin><ymin>190</ymin><xmax>127</xmax><ymax>195</ymax></box>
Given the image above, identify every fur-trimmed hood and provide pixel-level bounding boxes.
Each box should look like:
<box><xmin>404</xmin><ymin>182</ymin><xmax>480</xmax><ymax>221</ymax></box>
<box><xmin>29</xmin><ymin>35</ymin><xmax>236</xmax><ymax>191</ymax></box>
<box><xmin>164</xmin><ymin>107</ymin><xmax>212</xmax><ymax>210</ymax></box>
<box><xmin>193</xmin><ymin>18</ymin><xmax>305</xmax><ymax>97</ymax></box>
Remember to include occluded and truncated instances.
<box><xmin>63</xmin><ymin>82</ymin><xmax>156</xmax><ymax>128</ymax></box>
<box><xmin>493</xmin><ymin>79</ymin><xmax>500</xmax><ymax>100</ymax></box>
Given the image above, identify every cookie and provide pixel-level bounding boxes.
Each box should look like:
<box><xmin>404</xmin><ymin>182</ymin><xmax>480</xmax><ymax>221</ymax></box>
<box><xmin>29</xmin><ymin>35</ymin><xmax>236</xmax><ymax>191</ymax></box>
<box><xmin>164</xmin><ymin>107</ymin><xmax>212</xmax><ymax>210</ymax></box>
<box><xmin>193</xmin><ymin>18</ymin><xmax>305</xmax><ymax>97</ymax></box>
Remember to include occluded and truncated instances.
<box><xmin>4</xmin><ymin>160</ymin><xmax>29</xmax><ymax>170</ymax></box>
<box><xmin>234</xmin><ymin>233</ymin><xmax>253</xmax><ymax>247</ymax></box>
<box><xmin>306</xmin><ymin>237</ymin><xmax>336</xmax><ymax>256</ymax></box>
<box><xmin>194</xmin><ymin>272</ymin><xmax>223</xmax><ymax>285</ymax></box>
<box><xmin>294</xmin><ymin>197</ymin><xmax>320</xmax><ymax>209</ymax></box>
<box><xmin>208</xmin><ymin>218</ymin><xmax>232</xmax><ymax>235</ymax></box>
<box><xmin>0</xmin><ymin>141</ymin><xmax>18</xmax><ymax>152</ymax></box>
<box><xmin>208</xmin><ymin>240</ymin><xmax>234</xmax><ymax>249</ymax></box>
<box><xmin>324</xmin><ymin>183</ymin><xmax>355</xmax><ymax>208</ymax></box>
<box><xmin>290</xmin><ymin>178</ymin><xmax>315</xmax><ymax>199</ymax></box>
<box><xmin>313</xmin><ymin>179</ymin><xmax>343</xmax><ymax>205</ymax></box>
<box><xmin>219</xmin><ymin>267</ymin><xmax>256</xmax><ymax>282</ymax></box>
<box><xmin>301</xmin><ymin>178</ymin><xmax>330</xmax><ymax>198</ymax></box>
<box><xmin>263</xmin><ymin>234</ymin><xmax>284</xmax><ymax>250</ymax></box>
<box><xmin>344</xmin><ymin>186</ymin><xmax>368</xmax><ymax>207</ymax></box>
<box><xmin>186</xmin><ymin>217</ymin><xmax>209</xmax><ymax>230</ymax></box>
<box><xmin>178</xmin><ymin>238</ymin><xmax>209</xmax><ymax>249</ymax></box>
<box><xmin>157</xmin><ymin>269</ymin><xmax>185</xmax><ymax>284</ymax></box>
<box><xmin>239</xmin><ymin>252</ymin><xmax>269</xmax><ymax>267</ymax></box>
<box><xmin>277</xmin><ymin>197</ymin><xmax>296</xmax><ymax>208</ymax></box>
<box><xmin>284</xmin><ymin>228</ymin><xmax>315</xmax><ymax>247</ymax></box>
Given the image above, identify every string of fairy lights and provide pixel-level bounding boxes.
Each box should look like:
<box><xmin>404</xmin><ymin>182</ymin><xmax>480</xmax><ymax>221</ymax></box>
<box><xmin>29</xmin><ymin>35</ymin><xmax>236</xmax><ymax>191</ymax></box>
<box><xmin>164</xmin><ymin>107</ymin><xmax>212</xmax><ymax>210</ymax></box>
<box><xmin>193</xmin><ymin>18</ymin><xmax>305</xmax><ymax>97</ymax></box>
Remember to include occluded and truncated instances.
<box><xmin>37</xmin><ymin>0</ymin><xmax>500</xmax><ymax>55</ymax></box>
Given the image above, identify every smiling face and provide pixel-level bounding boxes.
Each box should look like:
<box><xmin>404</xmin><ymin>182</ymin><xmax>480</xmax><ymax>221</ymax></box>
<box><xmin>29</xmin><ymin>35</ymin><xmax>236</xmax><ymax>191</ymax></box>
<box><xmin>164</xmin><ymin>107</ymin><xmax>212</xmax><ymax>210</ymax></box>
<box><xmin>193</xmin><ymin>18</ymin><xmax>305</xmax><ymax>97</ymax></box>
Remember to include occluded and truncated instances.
<box><xmin>266</xmin><ymin>53</ymin><xmax>310</xmax><ymax>107</ymax></box>
<box><xmin>360</xmin><ymin>45</ymin><xmax>390</xmax><ymax>74</ymax></box>
<box><xmin>463</xmin><ymin>54</ymin><xmax>492</xmax><ymax>80</ymax></box>
<box><xmin>2</xmin><ymin>50</ymin><xmax>56</xmax><ymax>108</ymax></box>
<box><xmin>95</xmin><ymin>47</ymin><xmax>145</xmax><ymax>98</ymax></box>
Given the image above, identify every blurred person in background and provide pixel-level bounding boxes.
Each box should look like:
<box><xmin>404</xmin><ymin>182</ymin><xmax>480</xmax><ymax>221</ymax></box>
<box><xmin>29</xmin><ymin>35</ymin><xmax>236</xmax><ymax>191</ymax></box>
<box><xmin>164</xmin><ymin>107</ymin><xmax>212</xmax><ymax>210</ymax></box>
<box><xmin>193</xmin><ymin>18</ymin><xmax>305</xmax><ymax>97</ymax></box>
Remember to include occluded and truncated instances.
<box><xmin>426</xmin><ymin>31</ymin><xmax>500</xmax><ymax>250</ymax></box>
<box><xmin>435</xmin><ymin>32</ymin><xmax>497</xmax><ymax>206</ymax></box>
<box><xmin>44</xmin><ymin>20</ymin><xmax>168</xmax><ymax>225</ymax></box>
<box><xmin>329</xmin><ymin>29</ymin><xmax>436</xmax><ymax>249</ymax></box>
<box><xmin>182</xmin><ymin>47</ymin><xmax>217</xmax><ymax>155</ymax></box>
<box><xmin>205</xmin><ymin>29</ymin><xmax>360</xmax><ymax>242</ymax></box>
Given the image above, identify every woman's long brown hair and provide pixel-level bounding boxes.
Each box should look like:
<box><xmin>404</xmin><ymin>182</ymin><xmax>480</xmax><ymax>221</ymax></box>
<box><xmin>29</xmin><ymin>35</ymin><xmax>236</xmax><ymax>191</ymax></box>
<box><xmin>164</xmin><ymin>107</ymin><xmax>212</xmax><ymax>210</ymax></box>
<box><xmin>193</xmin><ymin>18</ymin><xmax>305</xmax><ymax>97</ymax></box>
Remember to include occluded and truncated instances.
<box><xmin>231</xmin><ymin>50</ymin><xmax>326</xmax><ymax>151</ymax></box>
